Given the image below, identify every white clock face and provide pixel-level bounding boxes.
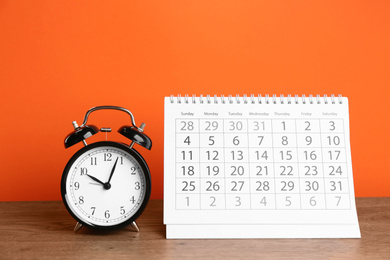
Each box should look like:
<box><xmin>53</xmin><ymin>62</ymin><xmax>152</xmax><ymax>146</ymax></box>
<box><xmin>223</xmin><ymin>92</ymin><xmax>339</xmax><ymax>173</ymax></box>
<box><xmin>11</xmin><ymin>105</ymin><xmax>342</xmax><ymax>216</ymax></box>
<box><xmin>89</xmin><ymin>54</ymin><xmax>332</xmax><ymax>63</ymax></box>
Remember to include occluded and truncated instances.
<box><xmin>63</xmin><ymin>144</ymin><xmax>148</xmax><ymax>227</ymax></box>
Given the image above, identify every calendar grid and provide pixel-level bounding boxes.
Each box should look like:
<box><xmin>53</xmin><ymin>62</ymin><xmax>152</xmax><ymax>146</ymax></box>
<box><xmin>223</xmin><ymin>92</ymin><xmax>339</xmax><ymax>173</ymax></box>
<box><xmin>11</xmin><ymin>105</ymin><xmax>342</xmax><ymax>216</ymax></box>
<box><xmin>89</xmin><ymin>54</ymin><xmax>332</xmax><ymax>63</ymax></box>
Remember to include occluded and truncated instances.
<box><xmin>174</xmin><ymin>118</ymin><xmax>352</xmax><ymax>211</ymax></box>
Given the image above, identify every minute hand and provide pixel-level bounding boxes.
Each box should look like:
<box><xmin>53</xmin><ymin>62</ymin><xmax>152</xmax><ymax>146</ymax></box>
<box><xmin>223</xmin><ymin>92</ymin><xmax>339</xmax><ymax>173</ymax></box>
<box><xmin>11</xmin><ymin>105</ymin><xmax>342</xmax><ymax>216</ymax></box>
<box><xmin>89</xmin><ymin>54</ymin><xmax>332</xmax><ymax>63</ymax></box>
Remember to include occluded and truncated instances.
<box><xmin>107</xmin><ymin>157</ymin><xmax>119</xmax><ymax>184</ymax></box>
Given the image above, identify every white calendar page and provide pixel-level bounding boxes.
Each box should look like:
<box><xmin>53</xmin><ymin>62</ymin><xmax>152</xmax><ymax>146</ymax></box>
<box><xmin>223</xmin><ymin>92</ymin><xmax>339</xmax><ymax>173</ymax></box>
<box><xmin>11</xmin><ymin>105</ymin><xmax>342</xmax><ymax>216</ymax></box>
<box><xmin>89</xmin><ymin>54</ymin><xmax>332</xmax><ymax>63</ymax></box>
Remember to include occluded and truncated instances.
<box><xmin>164</xmin><ymin>95</ymin><xmax>360</xmax><ymax>239</ymax></box>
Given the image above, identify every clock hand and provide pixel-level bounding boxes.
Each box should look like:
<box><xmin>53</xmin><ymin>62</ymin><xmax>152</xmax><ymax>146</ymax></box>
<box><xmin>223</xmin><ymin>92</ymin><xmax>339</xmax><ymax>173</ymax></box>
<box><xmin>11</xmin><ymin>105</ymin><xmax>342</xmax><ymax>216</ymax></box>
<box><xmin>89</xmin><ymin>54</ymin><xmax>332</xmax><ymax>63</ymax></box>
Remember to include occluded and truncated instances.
<box><xmin>107</xmin><ymin>157</ymin><xmax>119</xmax><ymax>184</ymax></box>
<box><xmin>86</xmin><ymin>174</ymin><xmax>105</xmax><ymax>186</ymax></box>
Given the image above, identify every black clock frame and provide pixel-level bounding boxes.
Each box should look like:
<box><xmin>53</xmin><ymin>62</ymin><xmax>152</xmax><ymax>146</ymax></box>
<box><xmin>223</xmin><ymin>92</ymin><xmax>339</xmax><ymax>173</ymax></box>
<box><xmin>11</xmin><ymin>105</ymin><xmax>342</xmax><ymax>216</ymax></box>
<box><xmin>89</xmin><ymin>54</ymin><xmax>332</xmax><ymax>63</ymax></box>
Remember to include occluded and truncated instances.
<box><xmin>61</xmin><ymin>141</ymin><xmax>151</xmax><ymax>230</ymax></box>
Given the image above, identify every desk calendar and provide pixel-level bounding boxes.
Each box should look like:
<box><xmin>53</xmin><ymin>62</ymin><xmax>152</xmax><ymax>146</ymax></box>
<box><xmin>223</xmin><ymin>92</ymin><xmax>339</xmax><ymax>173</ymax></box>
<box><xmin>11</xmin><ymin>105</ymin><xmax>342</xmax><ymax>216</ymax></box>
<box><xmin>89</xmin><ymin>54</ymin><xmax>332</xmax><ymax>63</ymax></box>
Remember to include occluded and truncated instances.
<box><xmin>164</xmin><ymin>95</ymin><xmax>360</xmax><ymax>239</ymax></box>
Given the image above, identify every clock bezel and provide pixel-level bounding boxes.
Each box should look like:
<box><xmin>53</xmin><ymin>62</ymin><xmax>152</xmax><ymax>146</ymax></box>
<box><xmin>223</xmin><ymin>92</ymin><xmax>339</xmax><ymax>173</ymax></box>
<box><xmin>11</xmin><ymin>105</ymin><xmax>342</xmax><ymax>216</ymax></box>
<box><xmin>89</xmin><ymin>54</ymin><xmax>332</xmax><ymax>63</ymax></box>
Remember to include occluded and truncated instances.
<box><xmin>61</xmin><ymin>141</ymin><xmax>151</xmax><ymax>230</ymax></box>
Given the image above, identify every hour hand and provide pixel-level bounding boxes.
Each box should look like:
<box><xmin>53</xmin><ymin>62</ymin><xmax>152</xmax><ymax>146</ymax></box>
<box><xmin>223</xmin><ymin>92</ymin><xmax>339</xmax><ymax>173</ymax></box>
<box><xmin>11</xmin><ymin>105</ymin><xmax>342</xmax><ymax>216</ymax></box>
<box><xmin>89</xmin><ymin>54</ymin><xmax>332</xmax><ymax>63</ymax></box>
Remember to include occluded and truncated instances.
<box><xmin>86</xmin><ymin>174</ymin><xmax>105</xmax><ymax>185</ymax></box>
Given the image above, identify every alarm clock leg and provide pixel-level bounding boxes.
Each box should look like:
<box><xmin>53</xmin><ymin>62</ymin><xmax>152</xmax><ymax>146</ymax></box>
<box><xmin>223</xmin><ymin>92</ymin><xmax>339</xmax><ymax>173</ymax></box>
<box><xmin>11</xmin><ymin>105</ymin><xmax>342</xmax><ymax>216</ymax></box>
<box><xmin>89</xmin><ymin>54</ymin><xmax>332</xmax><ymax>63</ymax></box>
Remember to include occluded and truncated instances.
<box><xmin>130</xmin><ymin>221</ymin><xmax>140</xmax><ymax>232</ymax></box>
<box><xmin>73</xmin><ymin>222</ymin><xmax>83</xmax><ymax>233</ymax></box>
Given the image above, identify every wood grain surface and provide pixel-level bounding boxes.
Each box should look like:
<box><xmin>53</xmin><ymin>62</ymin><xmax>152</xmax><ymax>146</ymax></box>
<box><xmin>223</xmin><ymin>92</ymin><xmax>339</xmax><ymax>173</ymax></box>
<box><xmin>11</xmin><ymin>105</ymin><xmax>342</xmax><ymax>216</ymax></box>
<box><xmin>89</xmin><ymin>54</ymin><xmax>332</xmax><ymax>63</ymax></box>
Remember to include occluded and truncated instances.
<box><xmin>0</xmin><ymin>198</ymin><xmax>389</xmax><ymax>259</ymax></box>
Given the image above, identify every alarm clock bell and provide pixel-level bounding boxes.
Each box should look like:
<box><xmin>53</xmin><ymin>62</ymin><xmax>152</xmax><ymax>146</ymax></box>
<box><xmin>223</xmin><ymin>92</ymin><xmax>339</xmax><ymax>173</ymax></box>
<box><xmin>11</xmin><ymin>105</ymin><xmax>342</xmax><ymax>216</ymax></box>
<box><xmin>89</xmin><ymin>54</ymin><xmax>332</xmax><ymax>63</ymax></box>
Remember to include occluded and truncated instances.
<box><xmin>64</xmin><ymin>123</ymin><xmax>99</xmax><ymax>148</ymax></box>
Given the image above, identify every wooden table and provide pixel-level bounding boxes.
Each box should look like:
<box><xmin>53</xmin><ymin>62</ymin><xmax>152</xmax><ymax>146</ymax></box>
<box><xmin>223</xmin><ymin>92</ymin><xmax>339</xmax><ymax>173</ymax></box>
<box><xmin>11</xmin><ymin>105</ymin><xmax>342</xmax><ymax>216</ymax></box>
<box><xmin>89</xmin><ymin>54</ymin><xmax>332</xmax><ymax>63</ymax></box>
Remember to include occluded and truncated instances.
<box><xmin>0</xmin><ymin>198</ymin><xmax>389</xmax><ymax>259</ymax></box>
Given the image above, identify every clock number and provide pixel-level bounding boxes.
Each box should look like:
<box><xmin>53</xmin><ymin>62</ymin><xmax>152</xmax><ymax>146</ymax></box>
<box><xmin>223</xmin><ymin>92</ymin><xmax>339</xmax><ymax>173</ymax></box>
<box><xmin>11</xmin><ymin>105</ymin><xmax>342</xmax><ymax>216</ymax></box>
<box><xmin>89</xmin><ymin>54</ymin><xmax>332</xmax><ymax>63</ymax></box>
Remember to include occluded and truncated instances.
<box><xmin>131</xmin><ymin>166</ymin><xmax>137</xmax><ymax>175</ymax></box>
<box><xmin>135</xmin><ymin>182</ymin><xmax>140</xmax><ymax>190</ymax></box>
<box><xmin>90</xmin><ymin>157</ymin><xmax>97</xmax><ymax>165</ymax></box>
<box><xmin>78</xmin><ymin>196</ymin><xmax>84</xmax><ymax>204</ymax></box>
<box><xmin>104</xmin><ymin>153</ymin><xmax>112</xmax><ymax>161</ymax></box>
<box><xmin>80</xmin><ymin>167</ymin><xmax>88</xmax><ymax>176</ymax></box>
<box><xmin>91</xmin><ymin>207</ymin><xmax>96</xmax><ymax>215</ymax></box>
<box><xmin>120</xmin><ymin>206</ymin><xmax>125</xmax><ymax>215</ymax></box>
<box><xmin>104</xmin><ymin>210</ymin><xmax>110</xmax><ymax>219</ymax></box>
<box><xmin>74</xmin><ymin>182</ymin><xmax>80</xmax><ymax>190</ymax></box>
<box><xmin>120</xmin><ymin>157</ymin><xmax>124</xmax><ymax>165</ymax></box>
<box><xmin>130</xmin><ymin>196</ymin><xmax>135</xmax><ymax>204</ymax></box>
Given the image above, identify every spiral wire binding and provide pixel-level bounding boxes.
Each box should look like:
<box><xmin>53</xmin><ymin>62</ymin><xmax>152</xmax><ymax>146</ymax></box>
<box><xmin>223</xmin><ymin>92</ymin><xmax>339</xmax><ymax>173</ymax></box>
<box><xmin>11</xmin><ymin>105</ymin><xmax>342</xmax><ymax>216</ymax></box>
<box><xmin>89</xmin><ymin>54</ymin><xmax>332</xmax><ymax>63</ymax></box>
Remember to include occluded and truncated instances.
<box><xmin>170</xmin><ymin>94</ymin><xmax>343</xmax><ymax>104</ymax></box>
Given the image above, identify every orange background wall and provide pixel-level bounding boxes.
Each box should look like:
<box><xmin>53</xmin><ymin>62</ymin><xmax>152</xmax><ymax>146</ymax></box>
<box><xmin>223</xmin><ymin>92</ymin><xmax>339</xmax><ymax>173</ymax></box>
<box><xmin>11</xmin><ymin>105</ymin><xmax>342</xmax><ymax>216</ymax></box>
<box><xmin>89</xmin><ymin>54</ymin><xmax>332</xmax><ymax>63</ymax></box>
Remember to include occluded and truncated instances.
<box><xmin>0</xmin><ymin>1</ymin><xmax>389</xmax><ymax>201</ymax></box>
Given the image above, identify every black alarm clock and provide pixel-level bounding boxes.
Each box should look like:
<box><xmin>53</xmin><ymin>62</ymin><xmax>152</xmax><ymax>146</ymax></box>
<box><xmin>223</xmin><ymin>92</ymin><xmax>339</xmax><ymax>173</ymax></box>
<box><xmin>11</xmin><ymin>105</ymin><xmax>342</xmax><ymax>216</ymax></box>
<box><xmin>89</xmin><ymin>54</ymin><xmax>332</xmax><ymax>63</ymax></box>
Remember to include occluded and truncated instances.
<box><xmin>61</xmin><ymin>106</ymin><xmax>152</xmax><ymax>232</ymax></box>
